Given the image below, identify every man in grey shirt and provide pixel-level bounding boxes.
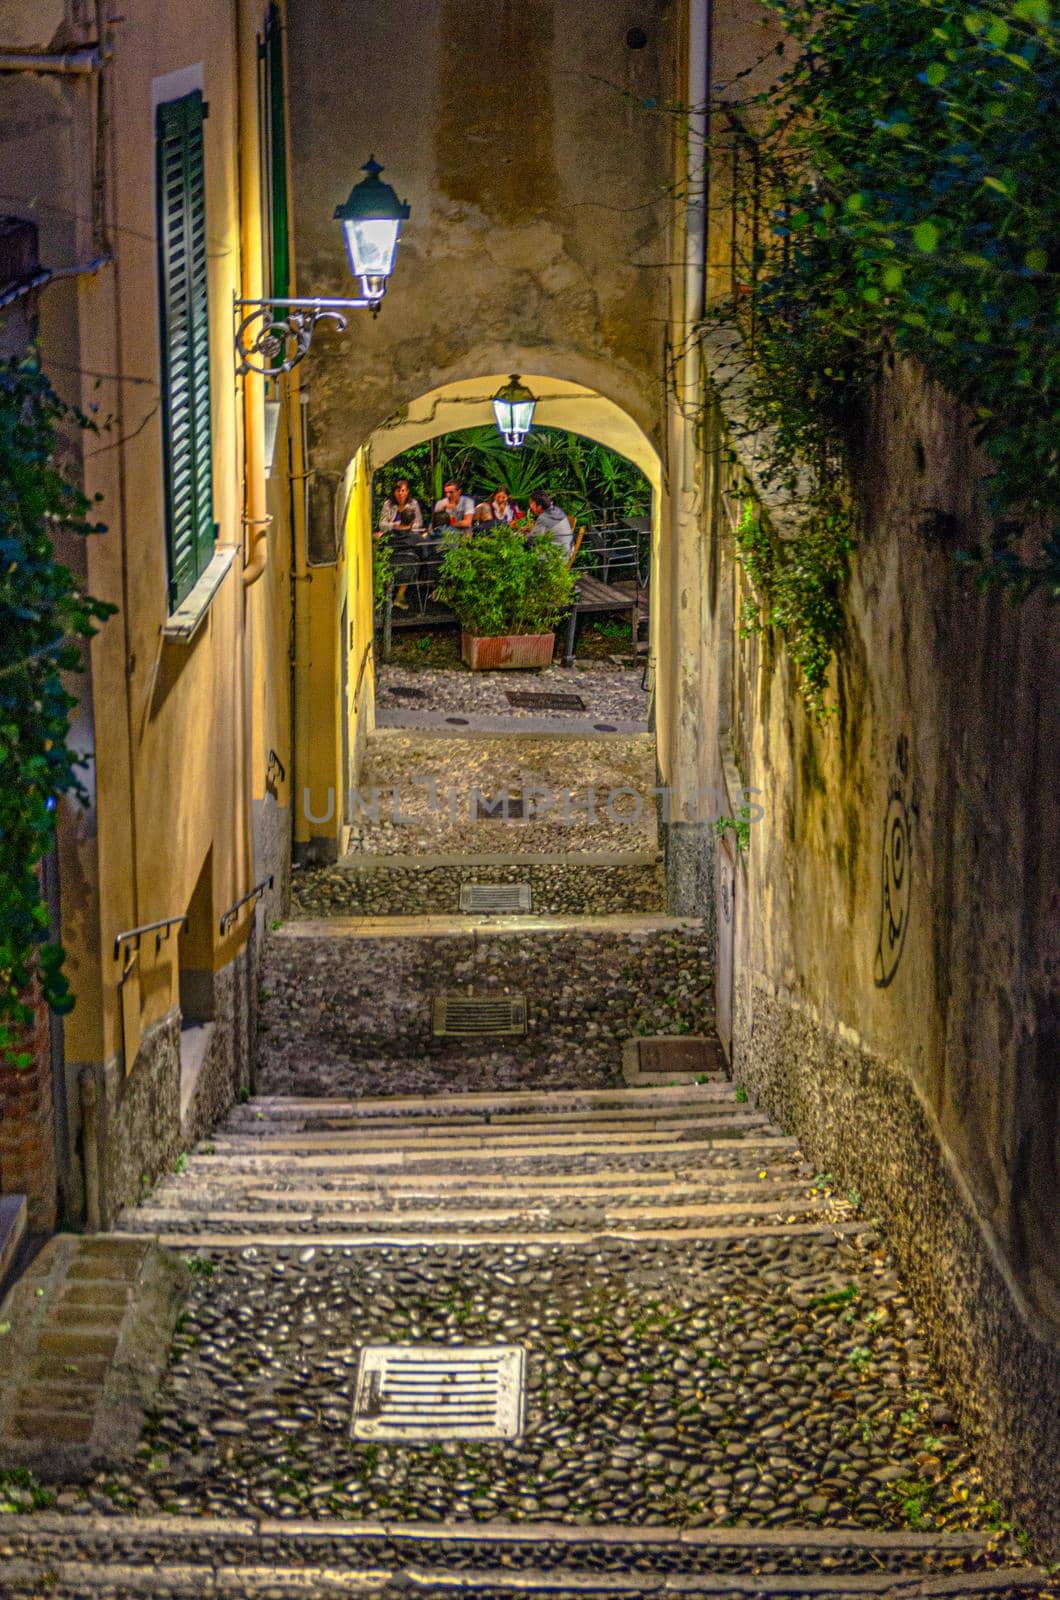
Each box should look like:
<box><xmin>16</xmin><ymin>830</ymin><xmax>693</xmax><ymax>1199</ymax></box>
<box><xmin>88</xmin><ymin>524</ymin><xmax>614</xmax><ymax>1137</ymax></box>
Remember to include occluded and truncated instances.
<box><xmin>527</xmin><ymin>491</ymin><xmax>573</xmax><ymax>555</ymax></box>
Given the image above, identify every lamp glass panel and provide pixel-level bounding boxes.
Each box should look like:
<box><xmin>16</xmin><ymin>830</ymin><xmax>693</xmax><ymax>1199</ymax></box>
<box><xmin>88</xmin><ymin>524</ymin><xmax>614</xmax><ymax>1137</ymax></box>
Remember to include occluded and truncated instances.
<box><xmin>343</xmin><ymin>216</ymin><xmax>401</xmax><ymax>280</ymax></box>
<box><xmin>511</xmin><ymin>400</ymin><xmax>535</xmax><ymax>437</ymax></box>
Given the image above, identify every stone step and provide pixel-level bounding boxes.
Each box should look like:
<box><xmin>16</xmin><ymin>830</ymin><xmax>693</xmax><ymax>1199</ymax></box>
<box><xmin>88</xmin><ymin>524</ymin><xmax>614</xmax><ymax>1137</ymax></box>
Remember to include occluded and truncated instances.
<box><xmin>0</xmin><ymin>1558</ymin><xmax>1048</xmax><ymax>1597</ymax></box>
<box><xmin>277</xmin><ymin>914</ymin><xmax>702</xmax><ymax>940</ymax></box>
<box><xmin>116</xmin><ymin>1220</ymin><xmax>869</xmax><ymax>1249</ymax></box>
<box><xmin>211</xmin><ymin>1114</ymin><xmax>775</xmax><ymax>1153</ymax></box>
<box><xmin>258</xmin><ymin>923</ymin><xmax>714</xmax><ymax>1100</ymax></box>
<box><xmin>122</xmin><ymin>1194</ymin><xmax>849</xmax><ymax>1236</ymax></box>
<box><xmin>291</xmin><ymin>857</ymin><xmax>665</xmax><ymax>921</ymax></box>
<box><xmin>0</xmin><ymin>1513</ymin><xmax>1042</xmax><ymax>1597</ymax></box>
<box><xmin>227</xmin><ymin>1084</ymin><xmax>735</xmax><ymax>1124</ymax></box>
<box><xmin>172</xmin><ymin>1135</ymin><xmax>799</xmax><ymax>1179</ymax></box>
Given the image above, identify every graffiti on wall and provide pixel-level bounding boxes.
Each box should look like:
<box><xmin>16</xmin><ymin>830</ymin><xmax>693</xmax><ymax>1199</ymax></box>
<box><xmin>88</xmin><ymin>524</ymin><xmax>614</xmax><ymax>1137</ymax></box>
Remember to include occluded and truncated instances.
<box><xmin>873</xmin><ymin>788</ymin><xmax>911</xmax><ymax>988</ymax></box>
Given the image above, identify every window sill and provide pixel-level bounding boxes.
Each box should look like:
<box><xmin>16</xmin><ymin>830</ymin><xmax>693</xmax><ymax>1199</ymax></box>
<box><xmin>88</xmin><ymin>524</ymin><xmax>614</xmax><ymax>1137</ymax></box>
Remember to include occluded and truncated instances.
<box><xmin>162</xmin><ymin>545</ymin><xmax>239</xmax><ymax>642</ymax></box>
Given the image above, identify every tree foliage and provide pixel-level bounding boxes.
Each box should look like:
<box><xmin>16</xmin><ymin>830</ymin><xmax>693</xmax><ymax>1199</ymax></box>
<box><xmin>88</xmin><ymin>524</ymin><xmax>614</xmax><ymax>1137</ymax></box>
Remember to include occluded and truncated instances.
<box><xmin>375</xmin><ymin>426</ymin><xmax>650</xmax><ymax>532</ymax></box>
<box><xmin>713</xmin><ymin>0</ymin><xmax>1059</xmax><ymax>709</ymax></box>
<box><xmin>0</xmin><ymin>360</ymin><xmax>113</xmax><ymax>1062</ymax></box>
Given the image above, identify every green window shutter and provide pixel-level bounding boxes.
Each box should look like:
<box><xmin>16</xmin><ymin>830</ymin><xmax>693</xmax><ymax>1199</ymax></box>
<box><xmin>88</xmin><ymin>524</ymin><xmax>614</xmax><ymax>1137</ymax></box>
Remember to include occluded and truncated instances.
<box><xmin>259</xmin><ymin>4</ymin><xmax>290</xmax><ymax>305</ymax></box>
<box><xmin>157</xmin><ymin>90</ymin><xmax>215</xmax><ymax>610</ymax></box>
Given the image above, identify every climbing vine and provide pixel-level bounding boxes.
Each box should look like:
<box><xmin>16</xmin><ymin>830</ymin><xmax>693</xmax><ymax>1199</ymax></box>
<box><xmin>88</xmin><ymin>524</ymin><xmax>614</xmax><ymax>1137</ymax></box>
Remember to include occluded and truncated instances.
<box><xmin>0</xmin><ymin>360</ymin><xmax>113</xmax><ymax>1063</ymax></box>
<box><xmin>709</xmin><ymin>0</ymin><xmax>1058</xmax><ymax>709</ymax></box>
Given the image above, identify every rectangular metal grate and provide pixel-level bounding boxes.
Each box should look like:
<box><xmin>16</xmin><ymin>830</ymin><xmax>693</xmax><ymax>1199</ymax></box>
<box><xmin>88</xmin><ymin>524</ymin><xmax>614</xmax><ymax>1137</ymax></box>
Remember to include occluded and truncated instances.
<box><xmin>637</xmin><ymin>1037</ymin><xmax>721</xmax><ymax>1075</ymax></box>
<box><xmin>506</xmin><ymin>691</ymin><xmax>586</xmax><ymax>711</ymax></box>
<box><xmin>351</xmin><ymin>1344</ymin><xmax>526</xmax><ymax>1442</ymax></box>
<box><xmin>459</xmin><ymin>883</ymin><xmax>533</xmax><ymax>914</ymax></box>
<box><xmin>387</xmin><ymin>684</ymin><xmax>428</xmax><ymax>701</ymax></box>
<box><xmin>432</xmin><ymin>993</ymin><xmax>528</xmax><ymax>1037</ymax></box>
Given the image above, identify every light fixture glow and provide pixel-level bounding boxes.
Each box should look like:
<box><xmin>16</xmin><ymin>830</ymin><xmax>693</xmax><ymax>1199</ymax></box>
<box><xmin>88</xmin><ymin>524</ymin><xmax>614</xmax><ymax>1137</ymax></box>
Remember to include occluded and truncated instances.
<box><xmin>492</xmin><ymin>374</ymin><xmax>538</xmax><ymax>448</ymax></box>
<box><xmin>334</xmin><ymin>158</ymin><xmax>411</xmax><ymax>304</ymax></box>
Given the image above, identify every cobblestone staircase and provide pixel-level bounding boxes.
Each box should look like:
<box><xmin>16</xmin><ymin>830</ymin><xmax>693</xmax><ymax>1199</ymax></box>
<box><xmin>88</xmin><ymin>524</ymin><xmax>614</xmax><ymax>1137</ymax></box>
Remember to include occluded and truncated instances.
<box><xmin>0</xmin><ymin>1080</ymin><xmax>1050</xmax><ymax>1596</ymax></box>
<box><xmin>1</xmin><ymin>725</ymin><xmax>1052</xmax><ymax>1593</ymax></box>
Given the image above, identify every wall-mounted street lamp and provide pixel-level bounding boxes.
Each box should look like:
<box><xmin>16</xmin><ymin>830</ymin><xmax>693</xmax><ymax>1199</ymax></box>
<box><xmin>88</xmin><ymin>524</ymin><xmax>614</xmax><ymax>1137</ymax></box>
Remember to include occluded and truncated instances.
<box><xmin>234</xmin><ymin>157</ymin><xmax>410</xmax><ymax>377</ymax></box>
<box><xmin>492</xmin><ymin>374</ymin><xmax>537</xmax><ymax>448</ymax></box>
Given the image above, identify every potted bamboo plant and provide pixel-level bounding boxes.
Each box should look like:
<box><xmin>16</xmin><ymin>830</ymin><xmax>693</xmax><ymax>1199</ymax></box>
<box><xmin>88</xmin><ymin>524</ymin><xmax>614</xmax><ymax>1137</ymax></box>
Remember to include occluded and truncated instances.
<box><xmin>435</xmin><ymin>525</ymin><xmax>575</xmax><ymax>669</ymax></box>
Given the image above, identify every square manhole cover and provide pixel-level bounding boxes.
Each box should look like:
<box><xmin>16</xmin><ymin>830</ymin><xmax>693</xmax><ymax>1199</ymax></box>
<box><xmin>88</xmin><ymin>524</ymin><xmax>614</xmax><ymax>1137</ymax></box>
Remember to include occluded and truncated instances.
<box><xmin>459</xmin><ymin>883</ymin><xmax>533</xmax><ymax>914</ymax></box>
<box><xmin>506</xmin><ymin>691</ymin><xmax>586</xmax><ymax>711</ymax></box>
<box><xmin>432</xmin><ymin>994</ymin><xmax>527</xmax><ymax>1037</ymax></box>
<box><xmin>351</xmin><ymin>1345</ymin><xmax>526</xmax><ymax>1441</ymax></box>
<box><xmin>637</xmin><ymin>1037</ymin><xmax>720</xmax><ymax>1074</ymax></box>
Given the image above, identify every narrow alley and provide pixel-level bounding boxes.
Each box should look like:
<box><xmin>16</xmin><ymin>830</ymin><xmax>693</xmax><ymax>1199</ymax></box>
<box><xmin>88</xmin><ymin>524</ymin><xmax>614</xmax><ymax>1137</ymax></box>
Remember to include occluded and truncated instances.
<box><xmin>1</xmin><ymin>0</ymin><xmax>1057</xmax><ymax>1591</ymax></box>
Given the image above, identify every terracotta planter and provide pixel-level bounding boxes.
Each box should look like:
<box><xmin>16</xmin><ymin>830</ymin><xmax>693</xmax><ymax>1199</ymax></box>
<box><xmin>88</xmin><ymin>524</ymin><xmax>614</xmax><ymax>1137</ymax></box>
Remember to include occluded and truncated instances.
<box><xmin>460</xmin><ymin>631</ymin><xmax>556</xmax><ymax>670</ymax></box>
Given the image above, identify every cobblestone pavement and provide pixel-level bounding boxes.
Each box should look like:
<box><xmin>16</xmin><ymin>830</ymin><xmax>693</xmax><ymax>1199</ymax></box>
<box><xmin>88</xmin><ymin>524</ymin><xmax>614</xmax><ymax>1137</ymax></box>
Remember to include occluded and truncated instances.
<box><xmin>375</xmin><ymin>664</ymin><xmax>648</xmax><ymax>727</ymax></box>
<box><xmin>343</xmin><ymin>732</ymin><xmax>657</xmax><ymax>857</ymax></box>
<box><xmin>257</xmin><ymin>925</ymin><xmax>713</xmax><ymax>1097</ymax></box>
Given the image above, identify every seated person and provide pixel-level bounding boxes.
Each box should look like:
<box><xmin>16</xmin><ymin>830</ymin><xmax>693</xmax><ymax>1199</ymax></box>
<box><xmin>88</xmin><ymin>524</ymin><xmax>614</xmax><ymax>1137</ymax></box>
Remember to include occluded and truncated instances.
<box><xmin>472</xmin><ymin>503</ymin><xmax>496</xmax><ymax>529</ymax></box>
<box><xmin>433</xmin><ymin>479</ymin><xmax>475</xmax><ymax>529</ymax></box>
<box><xmin>389</xmin><ymin>506</ymin><xmax>422</xmax><ymax>610</ymax></box>
<box><xmin>526</xmin><ymin>490</ymin><xmax>573</xmax><ymax>555</ymax></box>
<box><xmin>378</xmin><ymin>477</ymin><xmax>423</xmax><ymax>533</ymax></box>
<box><xmin>476</xmin><ymin>487</ymin><xmax>518</xmax><ymax>525</ymax></box>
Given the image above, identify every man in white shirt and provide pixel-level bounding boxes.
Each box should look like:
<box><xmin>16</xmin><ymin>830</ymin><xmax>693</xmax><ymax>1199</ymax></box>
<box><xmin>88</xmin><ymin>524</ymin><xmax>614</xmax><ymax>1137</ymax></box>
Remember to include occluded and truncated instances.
<box><xmin>433</xmin><ymin>480</ymin><xmax>474</xmax><ymax>529</ymax></box>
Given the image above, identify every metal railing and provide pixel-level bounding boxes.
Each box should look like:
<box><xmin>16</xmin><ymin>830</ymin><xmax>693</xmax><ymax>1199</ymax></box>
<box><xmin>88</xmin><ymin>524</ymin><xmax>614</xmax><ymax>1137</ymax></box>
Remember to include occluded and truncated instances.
<box><xmin>220</xmin><ymin>875</ymin><xmax>275</xmax><ymax>936</ymax></box>
<box><xmin>113</xmin><ymin>915</ymin><xmax>187</xmax><ymax>963</ymax></box>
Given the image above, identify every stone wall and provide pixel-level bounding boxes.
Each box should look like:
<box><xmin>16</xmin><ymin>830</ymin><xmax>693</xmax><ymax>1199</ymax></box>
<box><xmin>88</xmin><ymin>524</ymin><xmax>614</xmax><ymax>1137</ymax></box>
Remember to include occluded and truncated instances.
<box><xmin>0</xmin><ymin>984</ymin><xmax>57</xmax><ymax>1233</ymax></box>
<box><xmin>66</xmin><ymin>944</ymin><xmax>258</xmax><ymax>1227</ymax></box>
<box><xmin>285</xmin><ymin>0</ymin><xmax>675</xmax><ymax>499</ymax></box>
<box><xmin>700</xmin><ymin>356</ymin><xmax>1060</xmax><ymax>1548</ymax></box>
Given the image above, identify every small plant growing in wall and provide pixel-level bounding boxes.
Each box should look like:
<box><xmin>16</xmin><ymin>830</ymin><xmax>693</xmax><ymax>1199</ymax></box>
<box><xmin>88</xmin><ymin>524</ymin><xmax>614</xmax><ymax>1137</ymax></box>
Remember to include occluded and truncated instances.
<box><xmin>0</xmin><ymin>359</ymin><xmax>114</xmax><ymax>1063</ymax></box>
<box><xmin>709</xmin><ymin>804</ymin><xmax>754</xmax><ymax>853</ymax></box>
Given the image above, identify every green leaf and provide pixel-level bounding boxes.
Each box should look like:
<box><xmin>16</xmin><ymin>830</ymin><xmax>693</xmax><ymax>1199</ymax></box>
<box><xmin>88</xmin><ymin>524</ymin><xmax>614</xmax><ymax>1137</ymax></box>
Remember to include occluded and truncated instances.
<box><xmin>882</xmin><ymin>265</ymin><xmax>904</xmax><ymax>291</ymax></box>
<box><xmin>912</xmin><ymin>220</ymin><xmax>941</xmax><ymax>254</ymax></box>
<box><xmin>986</xmin><ymin>17</ymin><xmax>1010</xmax><ymax>46</ymax></box>
<box><xmin>925</xmin><ymin>62</ymin><xmax>947</xmax><ymax>86</ymax></box>
<box><xmin>1024</xmin><ymin>249</ymin><xmax>1048</xmax><ymax>272</ymax></box>
<box><xmin>982</xmin><ymin>176</ymin><xmax>1009</xmax><ymax>194</ymax></box>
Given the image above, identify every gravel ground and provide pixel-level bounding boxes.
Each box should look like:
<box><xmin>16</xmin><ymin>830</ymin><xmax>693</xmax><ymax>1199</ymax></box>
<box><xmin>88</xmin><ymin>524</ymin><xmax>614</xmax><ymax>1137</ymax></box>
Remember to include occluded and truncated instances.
<box><xmin>375</xmin><ymin>664</ymin><xmax>648</xmax><ymax>725</ymax></box>
<box><xmin>343</xmin><ymin>733</ymin><xmax>657</xmax><ymax>857</ymax></box>
<box><xmin>64</xmin><ymin>1232</ymin><xmax>1004</xmax><ymax>1537</ymax></box>
<box><xmin>258</xmin><ymin>928</ymin><xmax>714</xmax><ymax>1097</ymax></box>
<box><xmin>291</xmin><ymin>860</ymin><xmax>664</xmax><ymax>919</ymax></box>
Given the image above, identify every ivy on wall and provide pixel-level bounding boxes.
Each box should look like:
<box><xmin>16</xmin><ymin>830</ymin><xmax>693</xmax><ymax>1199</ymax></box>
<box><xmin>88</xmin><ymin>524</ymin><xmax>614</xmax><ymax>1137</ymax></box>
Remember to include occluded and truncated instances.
<box><xmin>711</xmin><ymin>0</ymin><xmax>1058</xmax><ymax>713</ymax></box>
<box><xmin>0</xmin><ymin>360</ymin><xmax>113</xmax><ymax>1063</ymax></box>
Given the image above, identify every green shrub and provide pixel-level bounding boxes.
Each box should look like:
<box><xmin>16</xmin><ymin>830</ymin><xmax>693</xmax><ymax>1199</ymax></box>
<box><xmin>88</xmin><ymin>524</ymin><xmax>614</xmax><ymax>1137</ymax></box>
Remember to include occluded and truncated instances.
<box><xmin>435</xmin><ymin>526</ymin><xmax>575</xmax><ymax>637</ymax></box>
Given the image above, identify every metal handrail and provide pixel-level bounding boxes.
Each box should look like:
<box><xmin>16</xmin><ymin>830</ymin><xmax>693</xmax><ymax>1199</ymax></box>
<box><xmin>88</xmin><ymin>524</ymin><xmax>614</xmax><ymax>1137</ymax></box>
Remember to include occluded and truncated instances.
<box><xmin>113</xmin><ymin>915</ymin><xmax>187</xmax><ymax>961</ymax></box>
<box><xmin>219</xmin><ymin>875</ymin><xmax>274</xmax><ymax>936</ymax></box>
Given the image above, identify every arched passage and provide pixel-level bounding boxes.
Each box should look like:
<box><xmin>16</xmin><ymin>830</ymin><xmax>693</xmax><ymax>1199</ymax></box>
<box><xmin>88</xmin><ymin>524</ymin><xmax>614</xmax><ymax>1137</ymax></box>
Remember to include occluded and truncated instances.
<box><xmin>293</xmin><ymin>372</ymin><xmax>663</xmax><ymax>862</ymax></box>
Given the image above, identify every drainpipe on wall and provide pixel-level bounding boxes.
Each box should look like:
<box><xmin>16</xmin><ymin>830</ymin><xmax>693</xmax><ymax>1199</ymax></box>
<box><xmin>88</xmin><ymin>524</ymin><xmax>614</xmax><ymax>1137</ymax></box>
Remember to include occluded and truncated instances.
<box><xmin>237</xmin><ymin>0</ymin><xmax>268</xmax><ymax>589</ymax></box>
<box><xmin>682</xmin><ymin>0</ymin><xmax>709</xmax><ymax>493</ymax></box>
<box><xmin>0</xmin><ymin>254</ymin><xmax>112</xmax><ymax>311</ymax></box>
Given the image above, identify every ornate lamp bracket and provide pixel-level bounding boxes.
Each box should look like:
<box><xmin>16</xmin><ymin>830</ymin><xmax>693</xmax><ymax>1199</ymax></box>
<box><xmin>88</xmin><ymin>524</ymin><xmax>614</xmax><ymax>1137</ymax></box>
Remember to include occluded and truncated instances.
<box><xmin>233</xmin><ymin>295</ymin><xmax>372</xmax><ymax>377</ymax></box>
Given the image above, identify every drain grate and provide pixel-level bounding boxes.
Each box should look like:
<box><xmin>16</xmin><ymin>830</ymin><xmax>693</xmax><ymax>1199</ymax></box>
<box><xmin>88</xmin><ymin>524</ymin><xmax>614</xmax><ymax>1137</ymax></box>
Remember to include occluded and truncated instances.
<box><xmin>505</xmin><ymin>691</ymin><xmax>586</xmax><ymax>712</ymax></box>
<box><xmin>387</xmin><ymin>684</ymin><xmax>428</xmax><ymax>701</ymax></box>
<box><xmin>351</xmin><ymin>1344</ymin><xmax>526</xmax><ymax>1442</ymax></box>
<box><xmin>459</xmin><ymin>883</ymin><xmax>533</xmax><ymax>914</ymax></box>
<box><xmin>432</xmin><ymin>993</ymin><xmax>527</xmax><ymax>1037</ymax></box>
<box><xmin>637</xmin><ymin>1037</ymin><xmax>721</xmax><ymax>1075</ymax></box>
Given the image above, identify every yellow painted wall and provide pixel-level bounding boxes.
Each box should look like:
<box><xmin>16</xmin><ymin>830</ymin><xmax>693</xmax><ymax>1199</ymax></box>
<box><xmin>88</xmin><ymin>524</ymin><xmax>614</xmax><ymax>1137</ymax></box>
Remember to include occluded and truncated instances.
<box><xmin>0</xmin><ymin>0</ymin><xmax>295</xmax><ymax>1071</ymax></box>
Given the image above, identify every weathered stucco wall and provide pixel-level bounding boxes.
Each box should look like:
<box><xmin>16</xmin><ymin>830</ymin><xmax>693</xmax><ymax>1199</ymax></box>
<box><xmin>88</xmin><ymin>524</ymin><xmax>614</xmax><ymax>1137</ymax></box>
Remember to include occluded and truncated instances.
<box><xmin>699</xmin><ymin>358</ymin><xmax>1060</xmax><ymax>1547</ymax></box>
<box><xmin>285</xmin><ymin>0</ymin><xmax>675</xmax><ymax>487</ymax></box>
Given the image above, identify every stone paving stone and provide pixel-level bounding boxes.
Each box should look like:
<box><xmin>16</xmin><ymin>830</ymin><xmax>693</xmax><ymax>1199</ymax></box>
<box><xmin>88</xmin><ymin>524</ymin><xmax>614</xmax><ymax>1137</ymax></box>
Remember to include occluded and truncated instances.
<box><xmin>257</xmin><ymin>927</ymin><xmax>715</xmax><ymax>1098</ymax></box>
<box><xmin>376</xmin><ymin>664</ymin><xmax>649</xmax><ymax>726</ymax></box>
<box><xmin>41</xmin><ymin>1233</ymin><xmax>1009</xmax><ymax>1539</ymax></box>
<box><xmin>344</xmin><ymin>732</ymin><xmax>658</xmax><ymax>858</ymax></box>
<box><xmin>292</xmin><ymin>859</ymin><xmax>665</xmax><ymax>920</ymax></box>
